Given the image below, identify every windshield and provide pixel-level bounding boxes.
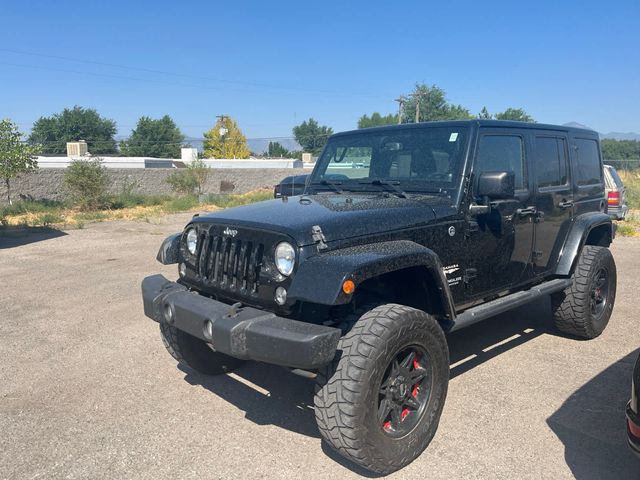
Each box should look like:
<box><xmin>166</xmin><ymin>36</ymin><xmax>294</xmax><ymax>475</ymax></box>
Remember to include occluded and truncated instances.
<box><xmin>311</xmin><ymin>126</ymin><xmax>470</xmax><ymax>197</ymax></box>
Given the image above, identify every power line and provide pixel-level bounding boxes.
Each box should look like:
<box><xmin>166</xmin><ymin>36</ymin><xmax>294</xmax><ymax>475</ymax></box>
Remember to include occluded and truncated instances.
<box><xmin>0</xmin><ymin>48</ymin><xmax>393</xmax><ymax>99</ymax></box>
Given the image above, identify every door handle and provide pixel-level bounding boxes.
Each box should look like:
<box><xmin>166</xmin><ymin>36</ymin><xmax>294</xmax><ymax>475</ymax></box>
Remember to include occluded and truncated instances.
<box><xmin>516</xmin><ymin>206</ymin><xmax>537</xmax><ymax>216</ymax></box>
<box><xmin>558</xmin><ymin>200</ymin><xmax>574</xmax><ymax>209</ymax></box>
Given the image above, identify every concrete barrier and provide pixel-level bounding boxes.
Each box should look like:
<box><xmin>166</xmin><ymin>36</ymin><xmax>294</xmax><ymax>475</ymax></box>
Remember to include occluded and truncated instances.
<box><xmin>0</xmin><ymin>167</ymin><xmax>311</xmax><ymax>204</ymax></box>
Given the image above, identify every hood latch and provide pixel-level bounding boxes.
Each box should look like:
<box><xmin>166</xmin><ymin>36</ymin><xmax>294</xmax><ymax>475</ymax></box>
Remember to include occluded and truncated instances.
<box><xmin>311</xmin><ymin>225</ymin><xmax>328</xmax><ymax>251</ymax></box>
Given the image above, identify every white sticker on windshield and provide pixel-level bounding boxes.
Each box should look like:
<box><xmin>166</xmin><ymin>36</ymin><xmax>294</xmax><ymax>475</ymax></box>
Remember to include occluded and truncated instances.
<box><xmin>449</xmin><ymin>132</ymin><xmax>459</xmax><ymax>142</ymax></box>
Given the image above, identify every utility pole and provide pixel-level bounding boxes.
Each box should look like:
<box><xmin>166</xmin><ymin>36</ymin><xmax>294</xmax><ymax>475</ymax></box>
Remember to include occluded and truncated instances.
<box><xmin>411</xmin><ymin>92</ymin><xmax>423</xmax><ymax>123</ymax></box>
<box><xmin>394</xmin><ymin>96</ymin><xmax>406</xmax><ymax>124</ymax></box>
<box><xmin>216</xmin><ymin>114</ymin><xmax>227</xmax><ymax>122</ymax></box>
<box><xmin>216</xmin><ymin>114</ymin><xmax>228</xmax><ymax>157</ymax></box>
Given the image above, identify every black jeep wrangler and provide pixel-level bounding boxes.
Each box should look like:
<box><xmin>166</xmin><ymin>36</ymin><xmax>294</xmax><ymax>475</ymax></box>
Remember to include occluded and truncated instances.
<box><xmin>142</xmin><ymin>120</ymin><xmax>616</xmax><ymax>473</ymax></box>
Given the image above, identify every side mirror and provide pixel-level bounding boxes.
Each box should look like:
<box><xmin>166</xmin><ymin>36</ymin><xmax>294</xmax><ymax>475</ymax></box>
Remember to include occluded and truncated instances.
<box><xmin>477</xmin><ymin>171</ymin><xmax>515</xmax><ymax>199</ymax></box>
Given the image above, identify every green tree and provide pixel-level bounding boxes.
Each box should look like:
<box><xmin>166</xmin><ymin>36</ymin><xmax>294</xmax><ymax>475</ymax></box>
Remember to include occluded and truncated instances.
<box><xmin>63</xmin><ymin>158</ymin><xmax>109</xmax><ymax>210</ymax></box>
<box><xmin>292</xmin><ymin>118</ymin><xmax>333</xmax><ymax>155</ymax></box>
<box><xmin>0</xmin><ymin>119</ymin><xmax>40</xmax><ymax>205</ymax></box>
<box><xmin>203</xmin><ymin>117</ymin><xmax>250</xmax><ymax>158</ymax></box>
<box><xmin>401</xmin><ymin>84</ymin><xmax>473</xmax><ymax>123</ymax></box>
<box><xmin>601</xmin><ymin>139</ymin><xmax>640</xmax><ymax>160</ymax></box>
<box><xmin>267</xmin><ymin>141</ymin><xmax>290</xmax><ymax>157</ymax></box>
<box><xmin>357</xmin><ymin>112</ymin><xmax>398</xmax><ymax>128</ymax></box>
<box><xmin>29</xmin><ymin>106</ymin><xmax>117</xmax><ymax>154</ymax></box>
<box><xmin>120</xmin><ymin>115</ymin><xmax>184</xmax><ymax>158</ymax></box>
<box><xmin>478</xmin><ymin>107</ymin><xmax>492</xmax><ymax>119</ymax></box>
<box><xmin>494</xmin><ymin>108</ymin><xmax>535</xmax><ymax>122</ymax></box>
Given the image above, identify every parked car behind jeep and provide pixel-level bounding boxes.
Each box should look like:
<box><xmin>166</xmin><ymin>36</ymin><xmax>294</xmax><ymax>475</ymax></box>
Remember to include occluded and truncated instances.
<box><xmin>273</xmin><ymin>174</ymin><xmax>309</xmax><ymax>198</ymax></box>
<box><xmin>604</xmin><ymin>164</ymin><xmax>629</xmax><ymax>220</ymax></box>
<box><xmin>143</xmin><ymin>120</ymin><xmax>616</xmax><ymax>474</ymax></box>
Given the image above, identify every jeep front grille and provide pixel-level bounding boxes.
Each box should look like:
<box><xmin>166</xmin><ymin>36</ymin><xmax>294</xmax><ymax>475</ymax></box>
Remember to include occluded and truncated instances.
<box><xmin>195</xmin><ymin>231</ymin><xmax>265</xmax><ymax>294</ymax></box>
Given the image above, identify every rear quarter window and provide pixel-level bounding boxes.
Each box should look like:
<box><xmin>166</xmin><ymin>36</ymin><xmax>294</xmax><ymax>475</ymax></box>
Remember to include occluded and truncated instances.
<box><xmin>574</xmin><ymin>138</ymin><xmax>602</xmax><ymax>186</ymax></box>
<box><xmin>607</xmin><ymin>167</ymin><xmax>624</xmax><ymax>187</ymax></box>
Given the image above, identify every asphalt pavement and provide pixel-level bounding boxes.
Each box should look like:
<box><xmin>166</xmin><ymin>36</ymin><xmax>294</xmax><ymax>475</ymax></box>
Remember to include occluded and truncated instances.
<box><xmin>1</xmin><ymin>215</ymin><xmax>639</xmax><ymax>479</ymax></box>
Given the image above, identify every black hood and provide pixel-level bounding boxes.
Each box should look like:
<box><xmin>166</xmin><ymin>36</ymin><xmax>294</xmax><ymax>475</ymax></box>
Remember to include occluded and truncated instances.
<box><xmin>194</xmin><ymin>193</ymin><xmax>457</xmax><ymax>246</ymax></box>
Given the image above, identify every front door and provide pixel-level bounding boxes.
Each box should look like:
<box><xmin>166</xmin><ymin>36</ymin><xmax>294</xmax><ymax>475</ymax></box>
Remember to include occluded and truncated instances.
<box><xmin>531</xmin><ymin>133</ymin><xmax>574</xmax><ymax>275</ymax></box>
<box><xmin>464</xmin><ymin>130</ymin><xmax>535</xmax><ymax>301</ymax></box>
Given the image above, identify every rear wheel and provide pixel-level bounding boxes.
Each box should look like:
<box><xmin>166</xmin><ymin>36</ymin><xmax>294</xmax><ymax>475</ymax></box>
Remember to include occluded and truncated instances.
<box><xmin>551</xmin><ymin>245</ymin><xmax>616</xmax><ymax>339</ymax></box>
<box><xmin>314</xmin><ymin>304</ymin><xmax>449</xmax><ymax>474</ymax></box>
<box><xmin>160</xmin><ymin>323</ymin><xmax>245</xmax><ymax>375</ymax></box>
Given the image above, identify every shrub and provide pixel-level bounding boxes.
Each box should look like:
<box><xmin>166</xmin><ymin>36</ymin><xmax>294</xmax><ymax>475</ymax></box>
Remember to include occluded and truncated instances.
<box><xmin>64</xmin><ymin>159</ymin><xmax>109</xmax><ymax>210</ymax></box>
<box><xmin>166</xmin><ymin>159</ymin><xmax>210</xmax><ymax>195</ymax></box>
<box><xmin>166</xmin><ymin>169</ymin><xmax>198</xmax><ymax>195</ymax></box>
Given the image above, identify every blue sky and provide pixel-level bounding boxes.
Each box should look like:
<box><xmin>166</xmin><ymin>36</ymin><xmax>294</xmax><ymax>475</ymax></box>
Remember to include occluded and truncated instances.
<box><xmin>0</xmin><ymin>0</ymin><xmax>638</xmax><ymax>140</ymax></box>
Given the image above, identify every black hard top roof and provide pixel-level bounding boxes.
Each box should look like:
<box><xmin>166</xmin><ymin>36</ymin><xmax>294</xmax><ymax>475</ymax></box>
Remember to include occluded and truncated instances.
<box><xmin>332</xmin><ymin>120</ymin><xmax>598</xmax><ymax>138</ymax></box>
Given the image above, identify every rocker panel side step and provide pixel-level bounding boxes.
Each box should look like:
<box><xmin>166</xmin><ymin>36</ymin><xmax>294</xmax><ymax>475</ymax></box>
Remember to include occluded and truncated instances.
<box><xmin>449</xmin><ymin>278</ymin><xmax>572</xmax><ymax>332</ymax></box>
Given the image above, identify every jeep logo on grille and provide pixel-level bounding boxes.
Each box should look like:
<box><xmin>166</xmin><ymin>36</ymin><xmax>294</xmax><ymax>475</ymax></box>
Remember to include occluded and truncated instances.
<box><xmin>223</xmin><ymin>227</ymin><xmax>238</xmax><ymax>237</ymax></box>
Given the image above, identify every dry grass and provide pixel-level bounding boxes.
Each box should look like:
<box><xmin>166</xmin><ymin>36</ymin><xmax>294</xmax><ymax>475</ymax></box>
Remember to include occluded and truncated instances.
<box><xmin>1</xmin><ymin>189</ymin><xmax>272</xmax><ymax>230</ymax></box>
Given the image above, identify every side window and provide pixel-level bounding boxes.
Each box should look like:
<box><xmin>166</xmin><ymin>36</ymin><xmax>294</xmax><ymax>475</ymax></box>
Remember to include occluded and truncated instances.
<box><xmin>476</xmin><ymin>135</ymin><xmax>526</xmax><ymax>189</ymax></box>
<box><xmin>535</xmin><ymin>136</ymin><xmax>568</xmax><ymax>188</ymax></box>
<box><xmin>574</xmin><ymin>138</ymin><xmax>601</xmax><ymax>186</ymax></box>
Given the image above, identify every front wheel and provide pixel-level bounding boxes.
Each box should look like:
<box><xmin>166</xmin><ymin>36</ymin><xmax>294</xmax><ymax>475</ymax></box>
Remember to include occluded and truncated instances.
<box><xmin>314</xmin><ymin>304</ymin><xmax>449</xmax><ymax>474</ymax></box>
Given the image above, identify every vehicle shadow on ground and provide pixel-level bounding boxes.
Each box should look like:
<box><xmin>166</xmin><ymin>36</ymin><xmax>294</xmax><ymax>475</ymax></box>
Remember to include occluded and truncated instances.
<box><xmin>180</xmin><ymin>295</ymin><xmax>570</xmax><ymax>477</ymax></box>
<box><xmin>547</xmin><ymin>349</ymin><xmax>640</xmax><ymax>479</ymax></box>
<box><xmin>180</xmin><ymin>362</ymin><xmax>320</xmax><ymax>438</ymax></box>
<box><xmin>447</xmin><ymin>296</ymin><xmax>558</xmax><ymax>379</ymax></box>
<box><xmin>0</xmin><ymin>226</ymin><xmax>67</xmax><ymax>249</ymax></box>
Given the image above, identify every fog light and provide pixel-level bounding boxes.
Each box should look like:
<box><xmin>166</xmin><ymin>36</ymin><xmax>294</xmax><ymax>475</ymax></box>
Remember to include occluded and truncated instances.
<box><xmin>163</xmin><ymin>303</ymin><xmax>174</xmax><ymax>323</ymax></box>
<box><xmin>275</xmin><ymin>287</ymin><xmax>287</xmax><ymax>305</ymax></box>
<box><xmin>204</xmin><ymin>319</ymin><xmax>214</xmax><ymax>340</ymax></box>
<box><xmin>179</xmin><ymin>262</ymin><xmax>187</xmax><ymax>277</ymax></box>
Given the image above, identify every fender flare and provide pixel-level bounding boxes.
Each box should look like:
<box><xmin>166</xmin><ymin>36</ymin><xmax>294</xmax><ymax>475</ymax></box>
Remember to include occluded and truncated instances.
<box><xmin>555</xmin><ymin>212</ymin><xmax>614</xmax><ymax>276</ymax></box>
<box><xmin>287</xmin><ymin>240</ymin><xmax>456</xmax><ymax>321</ymax></box>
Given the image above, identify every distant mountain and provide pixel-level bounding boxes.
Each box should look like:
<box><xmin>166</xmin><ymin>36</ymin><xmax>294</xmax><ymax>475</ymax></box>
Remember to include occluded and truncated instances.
<box><xmin>564</xmin><ymin>122</ymin><xmax>640</xmax><ymax>141</ymax></box>
<box><xmin>183</xmin><ymin>137</ymin><xmax>301</xmax><ymax>155</ymax></box>
<box><xmin>600</xmin><ymin>132</ymin><xmax>640</xmax><ymax>141</ymax></box>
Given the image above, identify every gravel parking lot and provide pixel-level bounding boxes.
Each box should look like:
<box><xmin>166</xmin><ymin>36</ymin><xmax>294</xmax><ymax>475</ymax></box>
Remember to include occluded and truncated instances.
<box><xmin>1</xmin><ymin>215</ymin><xmax>639</xmax><ymax>480</ymax></box>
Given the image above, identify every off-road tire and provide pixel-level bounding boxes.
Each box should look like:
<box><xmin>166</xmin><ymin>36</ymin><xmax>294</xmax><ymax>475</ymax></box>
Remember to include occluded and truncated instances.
<box><xmin>160</xmin><ymin>323</ymin><xmax>245</xmax><ymax>375</ymax></box>
<box><xmin>551</xmin><ymin>245</ymin><xmax>616</xmax><ymax>339</ymax></box>
<box><xmin>314</xmin><ymin>304</ymin><xmax>449</xmax><ymax>474</ymax></box>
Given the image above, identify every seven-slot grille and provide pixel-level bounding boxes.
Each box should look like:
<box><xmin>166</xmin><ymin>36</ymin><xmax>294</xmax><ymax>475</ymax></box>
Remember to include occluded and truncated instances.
<box><xmin>194</xmin><ymin>228</ymin><xmax>264</xmax><ymax>294</ymax></box>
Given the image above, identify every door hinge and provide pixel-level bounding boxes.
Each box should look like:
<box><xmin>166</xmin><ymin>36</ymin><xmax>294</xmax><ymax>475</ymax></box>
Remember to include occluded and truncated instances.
<box><xmin>532</xmin><ymin>250</ymin><xmax>544</xmax><ymax>261</ymax></box>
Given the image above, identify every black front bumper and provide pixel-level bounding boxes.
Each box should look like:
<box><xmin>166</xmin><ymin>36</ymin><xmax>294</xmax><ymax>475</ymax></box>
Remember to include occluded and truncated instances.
<box><xmin>142</xmin><ymin>274</ymin><xmax>341</xmax><ymax>370</ymax></box>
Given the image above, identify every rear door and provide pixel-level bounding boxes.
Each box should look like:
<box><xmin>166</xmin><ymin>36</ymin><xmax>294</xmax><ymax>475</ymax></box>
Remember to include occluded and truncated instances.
<box><xmin>570</xmin><ymin>136</ymin><xmax>605</xmax><ymax>217</ymax></box>
<box><xmin>531</xmin><ymin>132</ymin><xmax>574</xmax><ymax>275</ymax></box>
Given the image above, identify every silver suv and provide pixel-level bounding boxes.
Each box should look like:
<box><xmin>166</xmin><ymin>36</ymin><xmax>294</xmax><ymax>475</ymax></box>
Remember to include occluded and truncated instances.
<box><xmin>604</xmin><ymin>164</ymin><xmax>629</xmax><ymax>220</ymax></box>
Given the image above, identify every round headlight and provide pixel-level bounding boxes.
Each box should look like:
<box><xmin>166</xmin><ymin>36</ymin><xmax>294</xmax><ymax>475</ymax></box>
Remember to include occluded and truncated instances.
<box><xmin>186</xmin><ymin>228</ymin><xmax>198</xmax><ymax>255</ymax></box>
<box><xmin>274</xmin><ymin>242</ymin><xmax>295</xmax><ymax>276</ymax></box>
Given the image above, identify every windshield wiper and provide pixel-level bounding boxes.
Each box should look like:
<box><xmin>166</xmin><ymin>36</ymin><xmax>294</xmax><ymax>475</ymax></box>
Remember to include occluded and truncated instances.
<box><xmin>311</xmin><ymin>179</ymin><xmax>344</xmax><ymax>194</ymax></box>
<box><xmin>358</xmin><ymin>179</ymin><xmax>407</xmax><ymax>198</ymax></box>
